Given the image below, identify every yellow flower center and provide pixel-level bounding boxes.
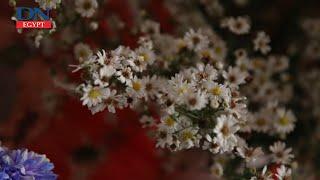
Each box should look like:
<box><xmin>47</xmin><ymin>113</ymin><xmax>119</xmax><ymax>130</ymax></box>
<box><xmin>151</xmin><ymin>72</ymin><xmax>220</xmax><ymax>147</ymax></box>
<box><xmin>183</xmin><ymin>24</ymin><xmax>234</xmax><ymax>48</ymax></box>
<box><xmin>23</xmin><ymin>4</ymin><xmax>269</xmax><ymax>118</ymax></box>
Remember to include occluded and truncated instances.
<box><xmin>181</xmin><ymin>131</ymin><xmax>193</xmax><ymax>141</ymax></box>
<box><xmin>211</xmin><ymin>87</ymin><xmax>222</xmax><ymax>96</ymax></box>
<box><xmin>83</xmin><ymin>1</ymin><xmax>92</xmax><ymax>10</ymax></box>
<box><xmin>211</xmin><ymin>168</ymin><xmax>221</xmax><ymax>176</ymax></box>
<box><xmin>79</xmin><ymin>50</ymin><xmax>88</xmax><ymax>58</ymax></box>
<box><xmin>177</xmin><ymin>41</ymin><xmax>187</xmax><ymax>50</ymax></box>
<box><xmin>192</xmin><ymin>36</ymin><xmax>200</xmax><ymax>44</ymax></box>
<box><xmin>178</xmin><ymin>86</ymin><xmax>187</xmax><ymax>95</ymax></box>
<box><xmin>88</xmin><ymin>89</ymin><xmax>101</xmax><ymax>99</ymax></box>
<box><xmin>256</xmin><ymin>118</ymin><xmax>266</xmax><ymax>126</ymax></box>
<box><xmin>164</xmin><ymin>117</ymin><xmax>175</xmax><ymax>127</ymax></box>
<box><xmin>139</xmin><ymin>53</ymin><xmax>149</xmax><ymax>61</ymax></box>
<box><xmin>279</xmin><ymin>116</ymin><xmax>289</xmax><ymax>126</ymax></box>
<box><xmin>221</xmin><ymin>125</ymin><xmax>230</xmax><ymax>136</ymax></box>
<box><xmin>215</xmin><ymin>47</ymin><xmax>222</xmax><ymax>55</ymax></box>
<box><xmin>132</xmin><ymin>81</ymin><xmax>142</xmax><ymax>91</ymax></box>
<box><xmin>201</xmin><ymin>50</ymin><xmax>211</xmax><ymax>58</ymax></box>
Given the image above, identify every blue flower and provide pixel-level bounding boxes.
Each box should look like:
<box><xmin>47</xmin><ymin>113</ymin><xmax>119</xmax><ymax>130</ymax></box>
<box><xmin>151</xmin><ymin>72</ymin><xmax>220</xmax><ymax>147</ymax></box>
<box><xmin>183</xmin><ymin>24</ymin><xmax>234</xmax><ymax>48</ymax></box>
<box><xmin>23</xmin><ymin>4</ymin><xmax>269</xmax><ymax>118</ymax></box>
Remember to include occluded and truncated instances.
<box><xmin>0</xmin><ymin>148</ymin><xmax>57</xmax><ymax>180</ymax></box>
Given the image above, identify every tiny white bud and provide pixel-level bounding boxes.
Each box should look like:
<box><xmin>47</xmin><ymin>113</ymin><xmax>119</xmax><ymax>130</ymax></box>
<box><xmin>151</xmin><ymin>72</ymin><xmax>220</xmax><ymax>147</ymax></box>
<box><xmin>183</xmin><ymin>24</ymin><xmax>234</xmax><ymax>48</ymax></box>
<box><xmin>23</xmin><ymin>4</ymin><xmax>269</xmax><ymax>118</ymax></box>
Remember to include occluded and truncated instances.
<box><xmin>90</xmin><ymin>21</ymin><xmax>99</xmax><ymax>31</ymax></box>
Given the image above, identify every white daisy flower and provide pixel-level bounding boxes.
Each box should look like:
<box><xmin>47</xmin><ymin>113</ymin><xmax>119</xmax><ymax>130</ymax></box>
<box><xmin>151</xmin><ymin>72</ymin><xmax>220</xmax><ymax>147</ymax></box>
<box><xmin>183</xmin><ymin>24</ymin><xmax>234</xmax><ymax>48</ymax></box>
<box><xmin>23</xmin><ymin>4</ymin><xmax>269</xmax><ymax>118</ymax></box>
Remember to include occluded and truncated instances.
<box><xmin>251</xmin><ymin>110</ymin><xmax>271</xmax><ymax>133</ymax></box>
<box><xmin>75</xmin><ymin>0</ymin><xmax>98</xmax><ymax>18</ymax></box>
<box><xmin>74</xmin><ymin>43</ymin><xmax>93</xmax><ymax>62</ymax></box>
<box><xmin>192</xmin><ymin>63</ymin><xmax>218</xmax><ymax>83</ymax></box>
<box><xmin>256</xmin><ymin>82</ymin><xmax>279</xmax><ymax>102</ymax></box>
<box><xmin>156</xmin><ymin>93</ymin><xmax>176</xmax><ymax>115</ymax></box>
<box><xmin>253</xmin><ymin>31</ymin><xmax>271</xmax><ymax>54</ymax></box>
<box><xmin>202</xmin><ymin>0</ymin><xmax>224</xmax><ymax>16</ymax></box>
<box><xmin>169</xmin><ymin>74</ymin><xmax>194</xmax><ymax>104</ymax></box>
<box><xmin>81</xmin><ymin>84</ymin><xmax>110</xmax><ymax>108</ymax></box>
<box><xmin>222</xmin><ymin>16</ymin><xmax>251</xmax><ymax>35</ymax></box>
<box><xmin>235</xmin><ymin>49</ymin><xmax>251</xmax><ymax>71</ymax></box>
<box><xmin>180</xmin><ymin>68</ymin><xmax>194</xmax><ymax>82</ymax></box>
<box><xmin>214</xmin><ymin>114</ymin><xmax>240</xmax><ymax>153</ymax></box>
<box><xmin>274</xmin><ymin>108</ymin><xmax>296</xmax><ymax>134</ymax></box>
<box><xmin>269</xmin><ymin>141</ymin><xmax>294</xmax><ymax>165</ymax></box>
<box><xmin>128</xmin><ymin>55</ymin><xmax>147</xmax><ymax>72</ymax></box>
<box><xmin>223</xmin><ymin>66</ymin><xmax>248</xmax><ymax>88</ymax></box>
<box><xmin>111</xmin><ymin>46</ymin><xmax>132</xmax><ymax>59</ymax></box>
<box><xmin>139</xmin><ymin>115</ymin><xmax>155</xmax><ymax>128</ymax></box>
<box><xmin>238</xmin><ymin>118</ymin><xmax>252</xmax><ymax>133</ymax></box>
<box><xmin>135</xmin><ymin>46</ymin><xmax>156</xmax><ymax>65</ymax></box>
<box><xmin>100</xmin><ymin>64</ymin><xmax>116</xmax><ymax>79</ymax></box>
<box><xmin>138</xmin><ymin>36</ymin><xmax>154</xmax><ymax>50</ymax></box>
<box><xmin>184</xmin><ymin>29</ymin><xmax>209</xmax><ymax>51</ymax></box>
<box><xmin>159</xmin><ymin>115</ymin><xmax>179</xmax><ymax>132</ymax></box>
<box><xmin>249</xmin><ymin>57</ymin><xmax>268</xmax><ymax>72</ymax></box>
<box><xmin>116</xmin><ymin>67</ymin><xmax>133</xmax><ymax>86</ymax></box>
<box><xmin>95</xmin><ymin>50</ymin><xmax>119</xmax><ymax>78</ymax></box>
<box><xmin>228</xmin><ymin>98</ymin><xmax>248</xmax><ymax>119</ymax></box>
<box><xmin>126</xmin><ymin>76</ymin><xmax>146</xmax><ymax>99</ymax></box>
<box><xmin>184</xmin><ymin>90</ymin><xmax>208</xmax><ymax>110</ymax></box>
<box><xmin>237</xmin><ymin>146</ymin><xmax>264</xmax><ymax>165</ymax></box>
<box><xmin>140</xmin><ymin>20</ymin><xmax>160</xmax><ymax>35</ymax></box>
<box><xmin>156</xmin><ymin>127</ymin><xmax>174</xmax><ymax>148</ymax></box>
<box><xmin>178</xmin><ymin>127</ymin><xmax>200</xmax><ymax>149</ymax></box>
<box><xmin>141</xmin><ymin>76</ymin><xmax>160</xmax><ymax>100</ymax></box>
<box><xmin>267</xmin><ymin>55</ymin><xmax>289</xmax><ymax>73</ymax></box>
<box><xmin>212</xmin><ymin>40</ymin><xmax>227</xmax><ymax>63</ymax></box>
<box><xmin>205</xmin><ymin>82</ymin><xmax>231</xmax><ymax>107</ymax></box>
<box><xmin>210</xmin><ymin>162</ymin><xmax>224</xmax><ymax>178</ymax></box>
<box><xmin>234</xmin><ymin>48</ymin><xmax>248</xmax><ymax>61</ymax></box>
<box><xmin>153</xmin><ymin>34</ymin><xmax>176</xmax><ymax>58</ymax></box>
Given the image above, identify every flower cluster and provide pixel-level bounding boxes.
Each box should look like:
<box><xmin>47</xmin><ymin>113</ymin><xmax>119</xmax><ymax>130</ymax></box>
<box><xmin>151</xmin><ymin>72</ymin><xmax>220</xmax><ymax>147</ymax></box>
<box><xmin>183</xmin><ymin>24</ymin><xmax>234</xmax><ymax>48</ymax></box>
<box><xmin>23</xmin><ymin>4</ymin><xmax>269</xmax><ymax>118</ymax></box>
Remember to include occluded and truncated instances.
<box><xmin>73</xmin><ymin>36</ymin><xmax>155</xmax><ymax>113</ymax></box>
<box><xmin>298</xmin><ymin>18</ymin><xmax>320</xmax><ymax>122</ymax></box>
<box><xmin>74</xmin><ymin>19</ymin><xmax>296</xmax><ymax>177</ymax></box>
<box><xmin>74</xmin><ymin>28</ymin><xmax>249</xmax><ymax>153</ymax></box>
<box><xmin>0</xmin><ymin>145</ymin><xmax>57</xmax><ymax>179</ymax></box>
<box><xmin>239</xmin><ymin>53</ymin><xmax>295</xmax><ymax>136</ymax></box>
